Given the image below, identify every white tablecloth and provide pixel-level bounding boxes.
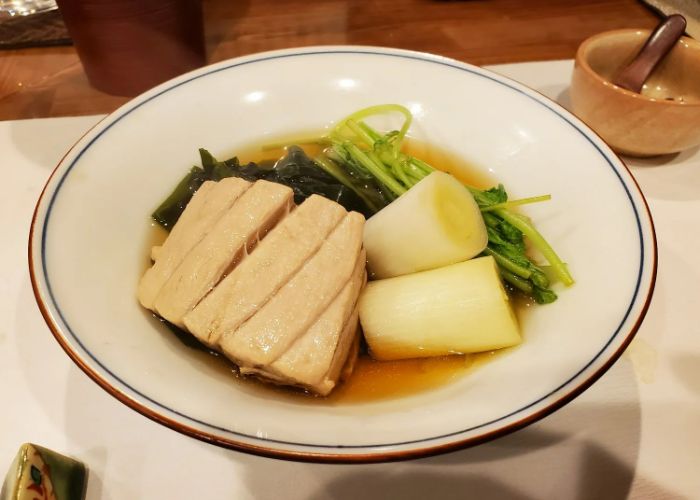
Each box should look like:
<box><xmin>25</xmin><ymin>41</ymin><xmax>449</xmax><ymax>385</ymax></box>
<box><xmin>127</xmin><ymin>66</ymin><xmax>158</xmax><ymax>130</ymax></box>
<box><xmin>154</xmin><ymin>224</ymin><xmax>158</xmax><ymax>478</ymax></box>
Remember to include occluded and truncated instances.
<box><xmin>1</xmin><ymin>60</ymin><xmax>699</xmax><ymax>499</ymax></box>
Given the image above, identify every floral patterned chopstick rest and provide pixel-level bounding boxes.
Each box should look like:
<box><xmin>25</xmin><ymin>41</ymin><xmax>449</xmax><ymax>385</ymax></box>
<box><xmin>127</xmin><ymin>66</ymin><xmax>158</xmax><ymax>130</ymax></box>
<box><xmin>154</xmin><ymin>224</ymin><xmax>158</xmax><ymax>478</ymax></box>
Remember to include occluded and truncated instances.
<box><xmin>1</xmin><ymin>444</ymin><xmax>86</xmax><ymax>500</ymax></box>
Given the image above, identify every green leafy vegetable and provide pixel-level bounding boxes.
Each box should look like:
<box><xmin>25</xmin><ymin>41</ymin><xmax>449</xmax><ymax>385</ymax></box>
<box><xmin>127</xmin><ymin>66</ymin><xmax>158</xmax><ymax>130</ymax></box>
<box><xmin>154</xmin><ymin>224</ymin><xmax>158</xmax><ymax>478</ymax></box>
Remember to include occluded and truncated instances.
<box><xmin>315</xmin><ymin>104</ymin><xmax>573</xmax><ymax>303</ymax></box>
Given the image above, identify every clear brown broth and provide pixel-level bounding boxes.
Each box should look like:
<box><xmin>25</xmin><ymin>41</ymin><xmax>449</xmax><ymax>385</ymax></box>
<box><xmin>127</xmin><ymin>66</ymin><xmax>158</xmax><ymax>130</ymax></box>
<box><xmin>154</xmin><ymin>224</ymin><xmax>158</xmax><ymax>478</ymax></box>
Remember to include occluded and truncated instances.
<box><xmin>146</xmin><ymin>138</ymin><xmax>526</xmax><ymax>403</ymax></box>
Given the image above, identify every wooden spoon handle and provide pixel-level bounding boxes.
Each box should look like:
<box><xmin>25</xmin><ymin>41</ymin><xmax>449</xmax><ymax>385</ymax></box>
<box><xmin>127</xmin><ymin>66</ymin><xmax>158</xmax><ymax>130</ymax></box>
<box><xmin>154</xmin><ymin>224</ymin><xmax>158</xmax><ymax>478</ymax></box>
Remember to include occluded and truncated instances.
<box><xmin>613</xmin><ymin>14</ymin><xmax>687</xmax><ymax>93</ymax></box>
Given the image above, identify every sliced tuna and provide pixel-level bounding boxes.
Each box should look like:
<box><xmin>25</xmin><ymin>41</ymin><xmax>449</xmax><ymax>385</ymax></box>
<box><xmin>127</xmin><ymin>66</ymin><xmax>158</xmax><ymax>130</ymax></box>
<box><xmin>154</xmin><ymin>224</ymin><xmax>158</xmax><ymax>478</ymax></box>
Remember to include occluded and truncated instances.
<box><xmin>184</xmin><ymin>194</ymin><xmax>346</xmax><ymax>347</ymax></box>
<box><xmin>153</xmin><ymin>180</ymin><xmax>293</xmax><ymax>327</ymax></box>
<box><xmin>220</xmin><ymin>212</ymin><xmax>365</xmax><ymax>367</ymax></box>
<box><xmin>137</xmin><ymin>178</ymin><xmax>251</xmax><ymax>309</ymax></box>
<box><xmin>239</xmin><ymin>306</ymin><xmax>362</xmax><ymax>396</ymax></box>
<box><xmin>268</xmin><ymin>251</ymin><xmax>366</xmax><ymax>395</ymax></box>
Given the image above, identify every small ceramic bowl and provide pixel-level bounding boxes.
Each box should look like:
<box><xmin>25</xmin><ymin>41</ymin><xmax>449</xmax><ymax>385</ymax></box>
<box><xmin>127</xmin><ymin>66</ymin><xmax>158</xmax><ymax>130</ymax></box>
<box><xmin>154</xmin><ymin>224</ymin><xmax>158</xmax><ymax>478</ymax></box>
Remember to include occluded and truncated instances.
<box><xmin>571</xmin><ymin>29</ymin><xmax>700</xmax><ymax>157</ymax></box>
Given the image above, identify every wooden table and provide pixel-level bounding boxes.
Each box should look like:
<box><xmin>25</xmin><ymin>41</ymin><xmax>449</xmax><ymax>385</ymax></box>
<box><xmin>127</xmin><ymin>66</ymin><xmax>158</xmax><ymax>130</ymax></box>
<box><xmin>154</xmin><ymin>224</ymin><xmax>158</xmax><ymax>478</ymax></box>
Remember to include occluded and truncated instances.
<box><xmin>0</xmin><ymin>0</ymin><xmax>657</xmax><ymax>120</ymax></box>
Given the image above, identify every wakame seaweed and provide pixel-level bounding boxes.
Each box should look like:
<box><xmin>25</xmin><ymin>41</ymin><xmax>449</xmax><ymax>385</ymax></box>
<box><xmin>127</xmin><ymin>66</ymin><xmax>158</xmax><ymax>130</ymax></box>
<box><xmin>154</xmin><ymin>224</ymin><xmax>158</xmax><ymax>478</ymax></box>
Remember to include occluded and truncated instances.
<box><xmin>151</xmin><ymin>166</ymin><xmax>209</xmax><ymax>229</ymax></box>
<box><xmin>151</xmin><ymin>146</ymin><xmax>377</xmax><ymax>229</ymax></box>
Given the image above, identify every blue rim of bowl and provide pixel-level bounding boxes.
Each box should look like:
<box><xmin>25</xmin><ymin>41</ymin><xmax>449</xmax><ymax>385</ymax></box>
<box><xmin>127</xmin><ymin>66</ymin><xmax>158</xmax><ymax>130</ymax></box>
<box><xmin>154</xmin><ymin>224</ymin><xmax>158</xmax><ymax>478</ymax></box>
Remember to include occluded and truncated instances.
<box><xmin>29</xmin><ymin>46</ymin><xmax>657</xmax><ymax>463</ymax></box>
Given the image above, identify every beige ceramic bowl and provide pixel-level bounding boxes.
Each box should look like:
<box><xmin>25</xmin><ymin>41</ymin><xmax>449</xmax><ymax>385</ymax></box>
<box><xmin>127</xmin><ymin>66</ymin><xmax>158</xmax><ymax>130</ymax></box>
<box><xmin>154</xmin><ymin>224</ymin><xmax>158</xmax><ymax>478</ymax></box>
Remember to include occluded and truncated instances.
<box><xmin>571</xmin><ymin>29</ymin><xmax>700</xmax><ymax>157</ymax></box>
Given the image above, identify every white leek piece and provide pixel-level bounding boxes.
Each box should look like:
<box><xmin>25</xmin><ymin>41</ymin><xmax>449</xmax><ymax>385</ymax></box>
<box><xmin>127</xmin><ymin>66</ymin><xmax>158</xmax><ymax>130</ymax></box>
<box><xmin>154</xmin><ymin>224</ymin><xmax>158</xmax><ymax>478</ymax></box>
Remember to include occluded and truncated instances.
<box><xmin>363</xmin><ymin>171</ymin><xmax>487</xmax><ymax>279</ymax></box>
<box><xmin>359</xmin><ymin>256</ymin><xmax>520</xmax><ymax>360</ymax></box>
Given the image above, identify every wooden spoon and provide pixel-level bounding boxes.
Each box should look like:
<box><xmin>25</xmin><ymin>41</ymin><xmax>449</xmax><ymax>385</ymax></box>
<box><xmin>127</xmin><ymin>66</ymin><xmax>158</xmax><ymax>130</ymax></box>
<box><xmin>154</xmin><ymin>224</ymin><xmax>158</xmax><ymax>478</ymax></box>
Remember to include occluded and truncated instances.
<box><xmin>613</xmin><ymin>14</ymin><xmax>687</xmax><ymax>93</ymax></box>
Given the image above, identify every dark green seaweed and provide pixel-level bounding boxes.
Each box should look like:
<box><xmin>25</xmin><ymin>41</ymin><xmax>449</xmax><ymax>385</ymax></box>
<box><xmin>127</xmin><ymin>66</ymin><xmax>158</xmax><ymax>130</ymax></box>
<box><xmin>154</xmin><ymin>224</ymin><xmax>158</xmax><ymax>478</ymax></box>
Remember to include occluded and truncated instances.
<box><xmin>151</xmin><ymin>146</ymin><xmax>378</xmax><ymax>228</ymax></box>
<box><xmin>151</xmin><ymin>166</ymin><xmax>208</xmax><ymax>229</ymax></box>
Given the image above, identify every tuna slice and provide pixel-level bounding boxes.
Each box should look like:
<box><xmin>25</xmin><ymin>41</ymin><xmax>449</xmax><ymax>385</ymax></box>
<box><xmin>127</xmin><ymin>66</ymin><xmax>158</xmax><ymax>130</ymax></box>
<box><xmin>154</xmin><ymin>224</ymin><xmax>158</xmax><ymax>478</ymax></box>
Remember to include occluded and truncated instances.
<box><xmin>184</xmin><ymin>194</ymin><xmax>346</xmax><ymax>347</ymax></box>
<box><xmin>261</xmin><ymin>251</ymin><xmax>367</xmax><ymax>395</ymax></box>
<box><xmin>139</xmin><ymin>177</ymin><xmax>368</xmax><ymax>396</ymax></box>
<box><xmin>240</xmin><ymin>305</ymin><xmax>362</xmax><ymax>395</ymax></box>
<box><xmin>137</xmin><ymin>178</ymin><xmax>251</xmax><ymax>309</ymax></box>
<box><xmin>219</xmin><ymin>212</ymin><xmax>365</xmax><ymax>368</ymax></box>
<box><xmin>153</xmin><ymin>180</ymin><xmax>293</xmax><ymax>327</ymax></box>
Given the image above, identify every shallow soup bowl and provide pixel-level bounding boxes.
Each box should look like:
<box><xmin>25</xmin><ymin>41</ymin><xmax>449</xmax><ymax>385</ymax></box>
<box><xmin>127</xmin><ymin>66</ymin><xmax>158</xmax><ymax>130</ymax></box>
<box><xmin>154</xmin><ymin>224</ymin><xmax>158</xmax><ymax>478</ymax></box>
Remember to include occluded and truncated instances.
<box><xmin>29</xmin><ymin>46</ymin><xmax>656</xmax><ymax>462</ymax></box>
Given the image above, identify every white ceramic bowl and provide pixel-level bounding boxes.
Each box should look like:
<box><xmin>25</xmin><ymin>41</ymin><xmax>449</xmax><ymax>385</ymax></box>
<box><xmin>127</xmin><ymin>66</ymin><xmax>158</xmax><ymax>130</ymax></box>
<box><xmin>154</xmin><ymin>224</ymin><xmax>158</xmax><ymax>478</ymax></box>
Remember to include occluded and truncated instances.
<box><xmin>29</xmin><ymin>46</ymin><xmax>656</xmax><ymax>462</ymax></box>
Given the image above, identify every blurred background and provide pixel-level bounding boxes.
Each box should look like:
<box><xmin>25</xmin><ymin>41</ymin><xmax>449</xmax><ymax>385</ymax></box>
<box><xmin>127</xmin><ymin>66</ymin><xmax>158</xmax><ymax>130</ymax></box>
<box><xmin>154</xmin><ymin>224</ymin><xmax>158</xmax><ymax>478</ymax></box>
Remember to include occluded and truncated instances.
<box><xmin>0</xmin><ymin>0</ymin><xmax>676</xmax><ymax>119</ymax></box>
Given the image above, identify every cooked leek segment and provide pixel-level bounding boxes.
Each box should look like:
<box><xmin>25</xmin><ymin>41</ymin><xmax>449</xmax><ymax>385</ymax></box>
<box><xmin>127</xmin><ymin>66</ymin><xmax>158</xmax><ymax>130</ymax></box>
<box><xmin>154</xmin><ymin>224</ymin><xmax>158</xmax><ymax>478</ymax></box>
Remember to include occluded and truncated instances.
<box><xmin>359</xmin><ymin>256</ymin><xmax>521</xmax><ymax>360</ymax></box>
<box><xmin>363</xmin><ymin>171</ymin><xmax>487</xmax><ymax>279</ymax></box>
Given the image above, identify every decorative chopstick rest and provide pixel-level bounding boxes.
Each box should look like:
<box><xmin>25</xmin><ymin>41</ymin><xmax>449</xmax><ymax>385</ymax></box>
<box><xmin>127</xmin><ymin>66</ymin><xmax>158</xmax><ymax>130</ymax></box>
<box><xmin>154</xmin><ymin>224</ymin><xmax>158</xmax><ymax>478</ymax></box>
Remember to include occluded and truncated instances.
<box><xmin>1</xmin><ymin>443</ymin><xmax>87</xmax><ymax>500</ymax></box>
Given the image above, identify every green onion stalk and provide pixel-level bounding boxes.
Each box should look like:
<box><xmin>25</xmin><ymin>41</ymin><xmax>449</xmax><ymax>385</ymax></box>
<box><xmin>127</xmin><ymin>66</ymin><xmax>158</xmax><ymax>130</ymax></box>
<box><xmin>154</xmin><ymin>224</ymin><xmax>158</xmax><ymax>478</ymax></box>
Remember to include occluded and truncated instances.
<box><xmin>315</xmin><ymin>104</ymin><xmax>574</xmax><ymax>304</ymax></box>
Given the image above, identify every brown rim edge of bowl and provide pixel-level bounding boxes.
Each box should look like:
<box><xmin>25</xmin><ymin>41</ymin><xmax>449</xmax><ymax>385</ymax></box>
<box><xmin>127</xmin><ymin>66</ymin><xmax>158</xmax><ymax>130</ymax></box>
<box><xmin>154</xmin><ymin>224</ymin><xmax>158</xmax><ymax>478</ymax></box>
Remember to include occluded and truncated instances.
<box><xmin>27</xmin><ymin>72</ymin><xmax>659</xmax><ymax>465</ymax></box>
<box><xmin>575</xmin><ymin>28</ymin><xmax>700</xmax><ymax>107</ymax></box>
